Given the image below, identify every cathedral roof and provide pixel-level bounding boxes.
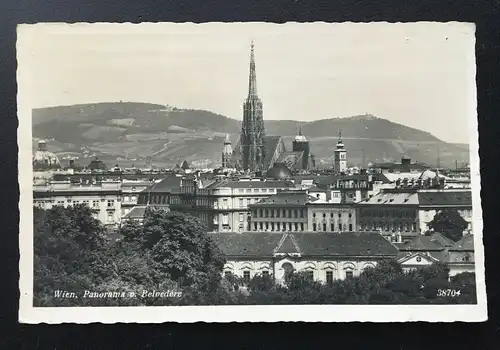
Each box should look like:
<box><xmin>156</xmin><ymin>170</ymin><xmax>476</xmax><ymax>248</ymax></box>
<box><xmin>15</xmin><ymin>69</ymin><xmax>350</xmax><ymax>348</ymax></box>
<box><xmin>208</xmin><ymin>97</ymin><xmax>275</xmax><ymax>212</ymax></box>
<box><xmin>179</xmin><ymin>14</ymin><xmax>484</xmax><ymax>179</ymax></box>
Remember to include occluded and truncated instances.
<box><xmin>266</xmin><ymin>162</ymin><xmax>292</xmax><ymax>180</ymax></box>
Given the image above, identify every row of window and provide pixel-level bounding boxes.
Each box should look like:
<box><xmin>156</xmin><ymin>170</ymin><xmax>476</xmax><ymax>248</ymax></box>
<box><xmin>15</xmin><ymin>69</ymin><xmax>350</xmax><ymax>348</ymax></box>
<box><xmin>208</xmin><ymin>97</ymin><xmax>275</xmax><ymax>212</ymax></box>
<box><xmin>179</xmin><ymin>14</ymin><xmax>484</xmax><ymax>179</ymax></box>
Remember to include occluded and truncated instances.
<box><xmin>361</xmin><ymin>209</ymin><xmax>416</xmax><ymax>218</ymax></box>
<box><xmin>225</xmin><ymin>270</ymin><xmax>353</xmax><ymax>283</ymax></box>
<box><xmin>359</xmin><ymin>222</ymin><xmax>417</xmax><ymax>232</ymax></box>
<box><xmin>312</xmin><ymin>212</ymin><xmax>352</xmax><ymax>218</ymax></box>
<box><xmin>34</xmin><ymin>199</ymin><xmax>115</xmax><ymax>208</ymax></box>
<box><xmin>251</xmin><ymin>221</ymin><xmax>305</xmax><ymax>232</ymax></box>
<box><xmin>312</xmin><ymin>222</ymin><xmax>353</xmax><ymax>232</ymax></box>
<box><xmin>237</xmin><ymin>188</ymin><xmax>283</xmax><ymax>193</ymax></box>
<box><xmin>252</xmin><ymin>208</ymin><xmax>305</xmax><ymax>219</ymax></box>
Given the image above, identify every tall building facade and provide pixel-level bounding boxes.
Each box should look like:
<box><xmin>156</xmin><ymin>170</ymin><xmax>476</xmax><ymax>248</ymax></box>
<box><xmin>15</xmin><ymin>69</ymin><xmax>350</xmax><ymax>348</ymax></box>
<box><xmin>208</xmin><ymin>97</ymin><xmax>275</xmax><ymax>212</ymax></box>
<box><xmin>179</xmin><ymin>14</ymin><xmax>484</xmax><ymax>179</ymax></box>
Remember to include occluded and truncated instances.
<box><xmin>221</xmin><ymin>134</ymin><xmax>233</xmax><ymax>169</ymax></box>
<box><xmin>333</xmin><ymin>130</ymin><xmax>347</xmax><ymax>172</ymax></box>
<box><xmin>240</xmin><ymin>41</ymin><xmax>266</xmax><ymax>172</ymax></box>
<box><xmin>292</xmin><ymin>125</ymin><xmax>311</xmax><ymax>170</ymax></box>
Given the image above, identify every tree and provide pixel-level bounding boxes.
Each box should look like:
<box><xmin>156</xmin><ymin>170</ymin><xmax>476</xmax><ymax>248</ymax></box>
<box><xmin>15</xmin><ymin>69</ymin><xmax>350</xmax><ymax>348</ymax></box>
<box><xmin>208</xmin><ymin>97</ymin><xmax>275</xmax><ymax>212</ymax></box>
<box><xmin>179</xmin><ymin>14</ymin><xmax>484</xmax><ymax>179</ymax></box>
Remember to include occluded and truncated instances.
<box><xmin>428</xmin><ymin>209</ymin><xmax>468</xmax><ymax>242</ymax></box>
<box><xmin>118</xmin><ymin>209</ymin><xmax>226</xmax><ymax>305</ymax></box>
<box><xmin>33</xmin><ymin>204</ymin><xmax>109</xmax><ymax>306</ymax></box>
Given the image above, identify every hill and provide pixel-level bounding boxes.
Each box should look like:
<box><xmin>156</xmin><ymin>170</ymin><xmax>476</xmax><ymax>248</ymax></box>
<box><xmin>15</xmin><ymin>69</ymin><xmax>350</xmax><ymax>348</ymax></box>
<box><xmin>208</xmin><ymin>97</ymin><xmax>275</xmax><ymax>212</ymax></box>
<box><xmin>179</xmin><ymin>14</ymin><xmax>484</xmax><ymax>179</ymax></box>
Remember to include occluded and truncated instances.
<box><xmin>32</xmin><ymin>102</ymin><xmax>469</xmax><ymax>168</ymax></box>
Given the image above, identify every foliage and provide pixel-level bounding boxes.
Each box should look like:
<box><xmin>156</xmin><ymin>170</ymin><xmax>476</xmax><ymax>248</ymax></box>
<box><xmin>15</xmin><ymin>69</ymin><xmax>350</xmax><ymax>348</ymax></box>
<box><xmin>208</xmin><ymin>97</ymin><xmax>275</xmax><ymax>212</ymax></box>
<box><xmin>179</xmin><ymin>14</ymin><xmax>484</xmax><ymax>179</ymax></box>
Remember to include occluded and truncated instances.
<box><xmin>34</xmin><ymin>205</ymin><xmax>476</xmax><ymax>307</ymax></box>
<box><xmin>428</xmin><ymin>209</ymin><xmax>468</xmax><ymax>242</ymax></box>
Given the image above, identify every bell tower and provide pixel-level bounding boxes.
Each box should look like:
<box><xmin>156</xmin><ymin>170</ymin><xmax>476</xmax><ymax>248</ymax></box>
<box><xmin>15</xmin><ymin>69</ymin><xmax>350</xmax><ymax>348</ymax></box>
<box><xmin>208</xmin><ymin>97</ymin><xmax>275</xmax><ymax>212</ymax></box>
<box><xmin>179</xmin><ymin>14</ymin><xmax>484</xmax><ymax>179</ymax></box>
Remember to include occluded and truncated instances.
<box><xmin>333</xmin><ymin>129</ymin><xmax>347</xmax><ymax>172</ymax></box>
<box><xmin>222</xmin><ymin>134</ymin><xmax>233</xmax><ymax>169</ymax></box>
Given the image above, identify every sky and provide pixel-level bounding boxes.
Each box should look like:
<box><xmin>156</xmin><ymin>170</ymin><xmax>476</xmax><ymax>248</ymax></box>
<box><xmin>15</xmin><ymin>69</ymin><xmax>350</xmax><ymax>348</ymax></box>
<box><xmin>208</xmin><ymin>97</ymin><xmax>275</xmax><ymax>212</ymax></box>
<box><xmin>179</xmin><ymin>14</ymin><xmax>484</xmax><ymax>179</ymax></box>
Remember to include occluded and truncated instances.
<box><xmin>18</xmin><ymin>22</ymin><xmax>476</xmax><ymax>143</ymax></box>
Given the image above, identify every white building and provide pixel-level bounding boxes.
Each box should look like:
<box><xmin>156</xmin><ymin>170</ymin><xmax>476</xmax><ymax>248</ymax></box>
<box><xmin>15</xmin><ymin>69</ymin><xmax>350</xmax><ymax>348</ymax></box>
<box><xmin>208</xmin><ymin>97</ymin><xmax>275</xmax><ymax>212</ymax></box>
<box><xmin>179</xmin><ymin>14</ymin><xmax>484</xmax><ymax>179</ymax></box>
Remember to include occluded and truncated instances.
<box><xmin>33</xmin><ymin>179</ymin><xmax>122</xmax><ymax>226</ymax></box>
<box><xmin>213</xmin><ymin>231</ymin><xmax>398</xmax><ymax>283</ymax></box>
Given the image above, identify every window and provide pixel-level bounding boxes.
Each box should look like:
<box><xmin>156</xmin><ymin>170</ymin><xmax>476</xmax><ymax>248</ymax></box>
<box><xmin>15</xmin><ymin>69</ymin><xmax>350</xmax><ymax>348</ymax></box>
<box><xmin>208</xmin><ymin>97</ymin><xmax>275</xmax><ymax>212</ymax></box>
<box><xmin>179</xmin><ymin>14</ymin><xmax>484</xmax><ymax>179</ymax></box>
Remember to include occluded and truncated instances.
<box><xmin>416</xmin><ymin>257</ymin><xmax>422</xmax><ymax>262</ymax></box>
<box><xmin>313</xmin><ymin>213</ymin><xmax>316</xmax><ymax>218</ymax></box>
<box><xmin>271</xmin><ymin>222</ymin><xmax>275</xmax><ymax>231</ymax></box>
<box><xmin>107</xmin><ymin>200</ymin><xmax>114</xmax><ymax>207</ymax></box>
<box><xmin>349</xmin><ymin>224</ymin><xmax>353</xmax><ymax>231</ymax></box>
<box><xmin>259</xmin><ymin>209</ymin><xmax>263</xmax><ymax>217</ymax></box>
<box><xmin>330</xmin><ymin>213</ymin><xmax>334</xmax><ymax>218</ymax></box>
<box><xmin>239</xmin><ymin>198</ymin><xmax>244</xmax><ymax>208</ymax></box>
<box><xmin>223</xmin><ymin>199</ymin><xmax>228</xmax><ymax>208</ymax></box>
<box><xmin>306</xmin><ymin>270</ymin><xmax>314</xmax><ymax>280</ymax></box>
<box><xmin>265</xmin><ymin>209</ymin><xmax>269</xmax><ymax>218</ymax></box>
<box><xmin>300</xmin><ymin>223</ymin><xmax>304</xmax><ymax>231</ymax></box>
<box><xmin>323</xmin><ymin>223</ymin><xmax>327</xmax><ymax>231</ymax></box>
<box><xmin>326</xmin><ymin>271</ymin><xmax>334</xmax><ymax>284</ymax></box>
<box><xmin>345</xmin><ymin>270</ymin><xmax>353</xmax><ymax>279</ymax></box>
<box><xmin>262</xmin><ymin>271</ymin><xmax>270</xmax><ymax>278</ymax></box>
<box><xmin>253</xmin><ymin>222</ymin><xmax>257</xmax><ymax>231</ymax></box>
<box><xmin>270</xmin><ymin>209</ymin><xmax>274</xmax><ymax>218</ymax></box>
<box><xmin>265</xmin><ymin>222</ymin><xmax>269</xmax><ymax>231</ymax></box>
<box><xmin>294</xmin><ymin>223</ymin><xmax>298</xmax><ymax>231</ymax></box>
<box><xmin>243</xmin><ymin>271</ymin><xmax>251</xmax><ymax>283</ymax></box>
<box><xmin>331</xmin><ymin>223</ymin><xmax>334</xmax><ymax>231</ymax></box>
<box><xmin>323</xmin><ymin>213</ymin><xmax>326</xmax><ymax>218</ymax></box>
<box><xmin>259</xmin><ymin>222</ymin><xmax>263</xmax><ymax>231</ymax></box>
<box><xmin>277</xmin><ymin>222</ymin><xmax>281</xmax><ymax>231</ymax></box>
<box><xmin>224</xmin><ymin>271</ymin><xmax>231</xmax><ymax>278</ymax></box>
<box><xmin>338</xmin><ymin>223</ymin><xmax>342</xmax><ymax>231</ymax></box>
<box><xmin>348</xmin><ymin>213</ymin><xmax>352</xmax><ymax>218</ymax></box>
<box><xmin>294</xmin><ymin>210</ymin><xmax>298</xmax><ymax>218</ymax></box>
<box><xmin>57</xmin><ymin>200</ymin><xmax>64</xmax><ymax>206</ymax></box>
<box><xmin>107</xmin><ymin>212</ymin><xmax>114</xmax><ymax>223</ymax></box>
<box><xmin>239</xmin><ymin>213</ymin><xmax>244</xmax><ymax>222</ymax></box>
<box><xmin>277</xmin><ymin>210</ymin><xmax>280</xmax><ymax>218</ymax></box>
<box><xmin>313</xmin><ymin>223</ymin><xmax>317</xmax><ymax>231</ymax></box>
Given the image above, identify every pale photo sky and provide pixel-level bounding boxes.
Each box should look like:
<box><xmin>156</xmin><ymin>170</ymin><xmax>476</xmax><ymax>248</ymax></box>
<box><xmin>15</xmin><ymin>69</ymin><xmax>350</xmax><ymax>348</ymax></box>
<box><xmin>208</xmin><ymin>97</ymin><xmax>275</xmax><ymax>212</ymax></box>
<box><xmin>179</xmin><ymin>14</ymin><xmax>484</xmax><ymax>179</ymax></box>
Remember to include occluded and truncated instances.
<box><xmin>19</xmin><ymin>22</ymin><xmax>476</xmax><ymax>144</ymax></box>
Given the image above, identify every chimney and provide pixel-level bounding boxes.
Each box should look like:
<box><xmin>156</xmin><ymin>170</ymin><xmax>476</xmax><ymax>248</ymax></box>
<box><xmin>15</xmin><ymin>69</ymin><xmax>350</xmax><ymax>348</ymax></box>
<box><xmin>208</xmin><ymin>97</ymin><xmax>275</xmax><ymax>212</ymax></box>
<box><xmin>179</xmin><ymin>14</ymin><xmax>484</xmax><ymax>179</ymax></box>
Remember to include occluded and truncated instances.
<box><xmin>69</xmin><ymin>159</ymin><xmax>75</xmax><ymax>168</ymax></box>
<box><xmin>397</xmin><ymin>231</ymin><xmax>402</xmax><ymax>243</ymax></box>
<box><xmin>401</xmin><ymin>156</ymin><xmax>411</xmax><ymax>172</ymax></box>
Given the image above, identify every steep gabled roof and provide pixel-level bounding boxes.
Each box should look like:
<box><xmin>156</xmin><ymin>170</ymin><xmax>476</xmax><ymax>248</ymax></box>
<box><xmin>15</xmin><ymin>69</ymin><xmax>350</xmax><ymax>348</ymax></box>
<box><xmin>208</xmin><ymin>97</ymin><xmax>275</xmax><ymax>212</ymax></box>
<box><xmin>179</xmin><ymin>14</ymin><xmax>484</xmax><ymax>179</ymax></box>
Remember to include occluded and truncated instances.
<box><xmin>449</xmin><ymin>235</ymin><xmax>474</xmax><ymax>251</ymax></box>
<box><xmin>399</xmin><ymin>235</ymin><xmax>444</xmax><ymax>251</ymax></box>
<box><xmin>417</xmin><ymin>191</ymin><xmax>472</xmax><ymax>206</ymax></box>
<box><xmin>274</xmin><ymin>233</ymin><xmax>301</xmax><ymax>255</ymax></box>
<box><xmin>430</xmin><ymin>232</ymin><xmax>456</xmax><ymax>247</ymax></box>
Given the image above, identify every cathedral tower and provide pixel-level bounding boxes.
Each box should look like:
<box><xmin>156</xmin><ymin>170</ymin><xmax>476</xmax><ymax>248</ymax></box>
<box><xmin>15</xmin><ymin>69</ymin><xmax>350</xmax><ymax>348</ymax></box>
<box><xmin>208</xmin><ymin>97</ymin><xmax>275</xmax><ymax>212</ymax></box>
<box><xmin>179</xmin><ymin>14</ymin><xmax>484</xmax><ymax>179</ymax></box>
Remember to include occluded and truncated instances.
<box><xmin>240</xmin><ymin>41</ymin><xmax>266</xmax><ymax>172</ymax></box>
<box><xmin>333</xmin><ymin>129</ymin><xmax>347</xmax><ymax>172</ymax></box>
<box><xmin>222</xmin><ymin>134</ymin><xmax>233</xmax><ymax>169</ymax></box>
<box><xmin>292</xmin><ymin>124</ymin><xmax>311</xmax><ymax>170</ymax></box>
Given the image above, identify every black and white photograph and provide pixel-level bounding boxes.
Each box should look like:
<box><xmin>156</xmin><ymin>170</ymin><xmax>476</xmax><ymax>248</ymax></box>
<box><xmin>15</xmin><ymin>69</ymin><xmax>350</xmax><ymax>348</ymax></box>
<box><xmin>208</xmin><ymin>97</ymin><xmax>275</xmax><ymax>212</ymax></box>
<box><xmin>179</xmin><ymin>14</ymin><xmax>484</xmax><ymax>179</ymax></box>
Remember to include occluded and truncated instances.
<box><xmin>17</xmin><ymin>22</ymin><xmax>486</xmax><ymax>323</ymax></box>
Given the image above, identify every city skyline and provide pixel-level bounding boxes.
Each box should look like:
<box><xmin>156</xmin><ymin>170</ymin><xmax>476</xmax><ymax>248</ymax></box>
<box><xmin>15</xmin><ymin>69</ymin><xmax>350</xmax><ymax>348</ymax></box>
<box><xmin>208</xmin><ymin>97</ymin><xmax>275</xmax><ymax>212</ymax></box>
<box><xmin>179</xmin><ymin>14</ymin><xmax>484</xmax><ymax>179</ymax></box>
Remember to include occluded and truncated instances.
<box><xmin>23</xmin><ymin>22</ymin><xmax>475</xmax><ymax>144</ymax></box>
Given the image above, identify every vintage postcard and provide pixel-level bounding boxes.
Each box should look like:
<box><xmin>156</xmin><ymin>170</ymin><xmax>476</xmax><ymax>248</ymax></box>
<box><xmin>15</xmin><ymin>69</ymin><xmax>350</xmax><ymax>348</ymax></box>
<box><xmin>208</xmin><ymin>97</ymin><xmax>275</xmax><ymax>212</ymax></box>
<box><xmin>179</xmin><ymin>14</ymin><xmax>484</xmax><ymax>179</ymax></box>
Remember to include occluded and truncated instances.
<box><xmin>18</xmin><ymin>22</ymin><xmax>486</xmax><ymax>323</ymax></box>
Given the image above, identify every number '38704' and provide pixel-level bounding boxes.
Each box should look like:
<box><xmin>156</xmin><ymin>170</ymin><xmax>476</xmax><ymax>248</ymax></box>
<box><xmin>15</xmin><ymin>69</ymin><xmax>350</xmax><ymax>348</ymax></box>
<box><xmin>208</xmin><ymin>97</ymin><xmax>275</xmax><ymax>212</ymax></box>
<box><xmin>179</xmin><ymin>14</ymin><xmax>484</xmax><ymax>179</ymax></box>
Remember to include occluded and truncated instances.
<box><xmin>437</xmin><ymin>289</ymin><xmax>461</xmax><ymax>297</ymax></box>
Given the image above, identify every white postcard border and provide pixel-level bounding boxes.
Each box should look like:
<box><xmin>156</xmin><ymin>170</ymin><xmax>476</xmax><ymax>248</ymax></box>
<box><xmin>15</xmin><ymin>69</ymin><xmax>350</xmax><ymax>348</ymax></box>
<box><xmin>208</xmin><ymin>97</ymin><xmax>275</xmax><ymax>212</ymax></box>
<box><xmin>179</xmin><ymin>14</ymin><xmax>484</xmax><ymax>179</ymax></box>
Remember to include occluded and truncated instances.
<box><xmin>17</xmin><ymin>21</ymin><xmax>487</xmax><ymax>323</ymax></box>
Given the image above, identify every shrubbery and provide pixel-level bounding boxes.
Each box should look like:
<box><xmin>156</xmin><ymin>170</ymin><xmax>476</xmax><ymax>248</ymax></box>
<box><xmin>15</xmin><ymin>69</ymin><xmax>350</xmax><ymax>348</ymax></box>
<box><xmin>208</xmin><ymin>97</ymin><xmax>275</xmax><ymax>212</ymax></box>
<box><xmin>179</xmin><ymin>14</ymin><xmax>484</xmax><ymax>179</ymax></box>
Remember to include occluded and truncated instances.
<box><xmin>33</xmin><ymin>206</ymin><xmax>477</xmax><ymax>306</ymax></box>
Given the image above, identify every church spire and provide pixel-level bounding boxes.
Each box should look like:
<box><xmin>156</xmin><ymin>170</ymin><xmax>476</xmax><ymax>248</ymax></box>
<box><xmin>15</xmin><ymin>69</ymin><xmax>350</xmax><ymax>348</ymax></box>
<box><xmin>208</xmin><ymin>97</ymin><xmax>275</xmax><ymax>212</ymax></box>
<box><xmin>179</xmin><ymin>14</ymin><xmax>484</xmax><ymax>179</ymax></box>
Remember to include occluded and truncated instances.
<box><xmin>248</xmin><ymin>41</ymin><xmax>258</xmax><ymax>98</ymax></box>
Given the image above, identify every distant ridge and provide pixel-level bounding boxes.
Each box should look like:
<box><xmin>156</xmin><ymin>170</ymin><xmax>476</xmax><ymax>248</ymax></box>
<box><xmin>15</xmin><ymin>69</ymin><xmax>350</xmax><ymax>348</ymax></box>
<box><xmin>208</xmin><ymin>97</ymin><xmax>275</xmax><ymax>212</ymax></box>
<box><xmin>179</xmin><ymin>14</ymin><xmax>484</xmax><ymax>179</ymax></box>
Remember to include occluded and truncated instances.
<box><xmin>32</xmin><ymin>102</ymin><xmax>469</xmax><ymax>168</ymax></box>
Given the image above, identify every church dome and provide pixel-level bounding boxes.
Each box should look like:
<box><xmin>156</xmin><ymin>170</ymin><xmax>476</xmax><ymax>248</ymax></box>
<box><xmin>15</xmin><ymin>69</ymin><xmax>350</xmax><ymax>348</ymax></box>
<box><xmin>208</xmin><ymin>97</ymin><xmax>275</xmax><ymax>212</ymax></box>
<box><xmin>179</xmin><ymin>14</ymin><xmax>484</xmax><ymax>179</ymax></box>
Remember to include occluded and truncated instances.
<box><xmin>266</xmin><ymin>162</ymin><xmax>292</xmax><ymax>180</ymax></box>
<box><xmin>418</xmin><ymin>170</ymin><xmax>438</xmax><ymax>181</ymax></box>
<box><xmin>294</xmin><ymin>125</ymin><xmax>308</xmax><ymax>142</ymax></box>
<box><xmin>33</xmin><ymin>139</ymin><xmax>61</xmax><ymax>170</ymax></box>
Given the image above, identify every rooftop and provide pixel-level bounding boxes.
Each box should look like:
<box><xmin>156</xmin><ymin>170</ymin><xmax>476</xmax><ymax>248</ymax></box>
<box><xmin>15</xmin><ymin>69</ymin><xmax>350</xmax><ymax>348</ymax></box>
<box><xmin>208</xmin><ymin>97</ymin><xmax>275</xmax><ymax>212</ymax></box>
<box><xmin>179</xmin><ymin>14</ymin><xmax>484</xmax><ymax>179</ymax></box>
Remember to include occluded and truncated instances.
<box><xmin>211</xmin><ymin>231</ymin><xmax>399</xmax><ymax>258</ymax></box>
<box><xmin>250</xmin><ymin>191</ymin><xmax>317</xmax><ymax>207</ymax></box>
